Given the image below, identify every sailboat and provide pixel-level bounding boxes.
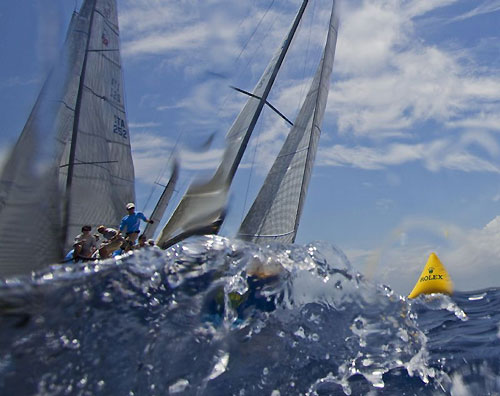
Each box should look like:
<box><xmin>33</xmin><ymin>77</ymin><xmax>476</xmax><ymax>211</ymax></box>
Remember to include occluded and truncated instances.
<box><xmin>142</xmin><ymin>160</ymin><xmax>179</xmax><ymax>241</ymax></box>
<box><xmin>156</xmin><ymin>0</ymin><xmax>339</xmax><ymax>248</ymax></box>
<box><xmin>0</xmin><ymin>0</ymin><xmax>135</xmax><ymax>277</ymax></box>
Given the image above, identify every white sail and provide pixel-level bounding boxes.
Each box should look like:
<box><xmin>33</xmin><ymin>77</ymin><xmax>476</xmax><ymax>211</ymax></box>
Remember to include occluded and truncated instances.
<box><xmin>156</xmin><ymin>0</ymin><xmax>310</xmax><ymax>249</ymax></box>
<box><xmin>0</xmin><ymin>0</ymin><xmax>134</xmax><ymax>277</ymax></box>
<box><xmin>60</xmin><ymin>0</ymin><xmax>135</xmax><ymax>247</ymax></box>
<box><xmin>142</xmin><ymin>161</ymin><xmax>179</xmax><ymax>240</ymax></box>
<box><xmin>238</xmin><ymin>1</ymin><xmax>338</xmax><ymax>244</ymax></box>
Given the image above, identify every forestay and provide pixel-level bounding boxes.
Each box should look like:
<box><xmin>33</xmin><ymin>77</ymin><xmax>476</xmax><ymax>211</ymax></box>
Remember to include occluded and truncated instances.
<box><xmin>238</xmin><ymin>1</ymin><xmax>339</xmax><ymax>244</ymax></box>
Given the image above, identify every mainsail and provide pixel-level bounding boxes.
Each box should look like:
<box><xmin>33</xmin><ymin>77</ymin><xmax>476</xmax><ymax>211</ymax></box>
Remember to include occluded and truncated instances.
<box><xmin>59</xmin><ymin>0</ymin><xmax>135</xmax><ymax>247</ymax></box>
<box><xmin>0</xmin><ymin>0</ymin><xmax>135</xmax><ymax>277</ymax></box>
<box><xmin>142</xmin><ymin>161</ymin><xmax>179</xmax><ymax>240</ymax></box>
<box><xmin>156</xmin><ymin>0</ymin><xmax>310</xmax><ymax>249</ymax></box>
<box><xmin>238</xmin><ymin>1</ymin><xmax>338</xmax><ymax>244</ymax></box>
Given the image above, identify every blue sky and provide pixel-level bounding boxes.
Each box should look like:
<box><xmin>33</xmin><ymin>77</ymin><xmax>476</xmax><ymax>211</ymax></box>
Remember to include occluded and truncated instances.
<box><xmin>1</xmin><ymin>0</ymin><xmax>500</xmax><ymax>294</ymax></box>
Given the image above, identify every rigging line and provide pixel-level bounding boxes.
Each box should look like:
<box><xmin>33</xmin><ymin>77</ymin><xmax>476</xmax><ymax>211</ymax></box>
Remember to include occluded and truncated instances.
<box><xmin>235</xmin><ymin>2</ymin><xmax>280</xmax><ymax>85</ymax></box>
<box><xmin>208</xmin><ymin>0</ymin><xmax>277</xmax><ymax>139</ymax></box>
<box><xmin>219</xmin><ymin>5</ymin><xmax>283</xmax><ymax>133</ymax></box>
<box><xmin>235</xmin><ymin>0</ymin><xmax>276</xmax><ymax>65</ymax></box>
<box><xmin>231</xmin><ymin>86</ymin><xmax>293</xmax><ymax>126</ymax></box>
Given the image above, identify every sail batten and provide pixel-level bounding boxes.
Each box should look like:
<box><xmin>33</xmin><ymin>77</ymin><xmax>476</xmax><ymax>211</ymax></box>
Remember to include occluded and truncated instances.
<box><xmin>238</xmin><ymin>1</ymin><xmax>339</xmax><ymax>245</ymax></box>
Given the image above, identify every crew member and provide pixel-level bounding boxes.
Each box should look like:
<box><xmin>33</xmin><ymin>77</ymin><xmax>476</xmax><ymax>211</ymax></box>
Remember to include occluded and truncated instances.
<box><xmin>97</xmin><ymin>225</ymin><xmax>123</xmax><ymax>259</ymax></box>
<box><xmin>119</xmin><ymin>203</ymin><xmax>153</xmax><ymax>247</ymax></box>
<box><xmin>73</xmin><ymin>225</ymin><xmax>97</xmax><ymax>260</ymax></box>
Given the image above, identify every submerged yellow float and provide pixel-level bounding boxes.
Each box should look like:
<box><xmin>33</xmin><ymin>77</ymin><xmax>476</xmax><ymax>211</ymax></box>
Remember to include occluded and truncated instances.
<box><xmin>408</xmin><ymin>252</ymin><xmax>453</xmax><ymax>299</ymax></box>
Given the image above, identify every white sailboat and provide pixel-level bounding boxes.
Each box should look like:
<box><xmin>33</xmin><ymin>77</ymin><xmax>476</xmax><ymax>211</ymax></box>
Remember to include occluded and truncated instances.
<box><xmin>0</xmin><ymin>0</ymin><xmax>135</xmax><ymax>277</ymax></box>
<box><xmin>156</xmin><ymin>0</ymin><xmax>339</xmax><ymax>248</ymax></box>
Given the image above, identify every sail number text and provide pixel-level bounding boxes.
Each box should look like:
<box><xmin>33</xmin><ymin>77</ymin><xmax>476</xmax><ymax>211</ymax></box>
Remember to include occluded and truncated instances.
<box><xmin>113</xmin><ymin>115</ymin><xmax>128</xmax><ymax>139</ymax></box>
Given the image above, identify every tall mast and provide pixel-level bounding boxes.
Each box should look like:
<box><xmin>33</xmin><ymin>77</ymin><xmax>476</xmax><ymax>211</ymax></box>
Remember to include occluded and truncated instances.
<box><xmin>62</xmin><ymin>0</ymin><xmax>97</xmax><ymax>253</ymax></box>
<box><xmin>224</xmin><ymin>0</ymin><xmax>310</xmax><ymax>181</ymax></box>
<box><xmin>156</xmin><ymin>0</ymin><xmax>310</xmax><ymax>249</ymax></box>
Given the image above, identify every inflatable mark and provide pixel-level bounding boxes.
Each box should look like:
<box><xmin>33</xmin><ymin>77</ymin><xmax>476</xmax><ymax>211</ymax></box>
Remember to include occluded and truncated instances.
<box><xmin>408</xmin><ymin>252</ymin><xmax>453</xmax><ymax>299</ymax></box>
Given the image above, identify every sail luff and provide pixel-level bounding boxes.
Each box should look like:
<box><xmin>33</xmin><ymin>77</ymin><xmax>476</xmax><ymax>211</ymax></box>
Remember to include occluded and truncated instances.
<box><xmin>142</xmin><ymin>161</ymin><xmax>179</xmax><ymax>240</ymax></box>
<box><xmin>62</xmin><ymin>0</ymin><xmax>98</xmax><ymax>256</ymax></box>
<box><xmin>238</xmin><ymin>0</ymin><xmax>339</xmax><ymax>244</ymax></box>
<box><xmin>156</xmin><ymin>0</ymin><xmax>310</xmax><ymax>249</ymax></box>
<box><xmin>291</xmin><ymin>1</ymin><xmax>339</xmax><ymax>242</ymax></box>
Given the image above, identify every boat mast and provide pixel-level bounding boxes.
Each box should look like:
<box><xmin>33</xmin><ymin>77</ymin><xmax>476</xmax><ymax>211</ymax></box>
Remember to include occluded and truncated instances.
<box><xmin>62</xmin><ymin>0</ymin><xmax>97</xmax><ymax>253</ymax></box>
<box><xmin>226</xmin><ymin>0</ymin><xmax>310</xmax><ymax>181</ymax></box>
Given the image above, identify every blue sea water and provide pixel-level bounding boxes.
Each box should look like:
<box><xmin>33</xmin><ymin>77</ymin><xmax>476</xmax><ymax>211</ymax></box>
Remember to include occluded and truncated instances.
<box><xmin>0</xmin><ymin>236</ymin><xmax>499</xmax><ymax>395</ymax></box>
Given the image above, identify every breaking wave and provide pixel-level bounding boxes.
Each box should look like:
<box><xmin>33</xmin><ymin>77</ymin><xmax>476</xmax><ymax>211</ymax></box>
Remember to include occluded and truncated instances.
<box><xmin>1</xmin><ymin>236</ymin><xmax>499</xmax><ymax>395</ymax></box>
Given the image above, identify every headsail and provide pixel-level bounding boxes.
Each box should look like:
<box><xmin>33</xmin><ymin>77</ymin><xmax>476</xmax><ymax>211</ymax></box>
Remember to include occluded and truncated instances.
<box><xmin>142</xmin><ymin>160</ymin><xmax>179</xmax><ymax>240</ymax></box>
<box><xmin>238</xmin><ymin>1</ymin><xmax>338</xmax><ymax>244</ymax></box>
<box><xmin>0</xmin><ymin>0</ymin><xmax>134</xmax><ymax>277</ymax></box>
<box><xmin>156</xmin><ymin>0</ymin><xmax>310</xmax><ymax>249</ymax></box>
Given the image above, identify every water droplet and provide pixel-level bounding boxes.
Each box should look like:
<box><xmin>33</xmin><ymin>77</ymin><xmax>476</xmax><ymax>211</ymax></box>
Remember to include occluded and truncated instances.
<box><xmin>294</xmin><ymin>327</ymin><xmax>306</xmax><ymax>339</ymax></box>
<box><xmin>310</xmin><ymin>333</ymin><xmax>319</xmax><ymax>342</ymax></box>
<box><xmin>102</xmin><ymin>292</ymin><xmax>113</xmax><ymax>302</ymax></box>
<box><xmin>168</xmin><ymin>378</ymin><xmax>189</xmax><ymax>394</ymax></box>
<box><xmin>468</xmin><ymin>293</ymin><xmax>486</xmax><ymax>301</ymax></box>
<box><xmin>208</xmin><ymin>351</ymin><xmax>229</xmax><ymax>380</ymax></box>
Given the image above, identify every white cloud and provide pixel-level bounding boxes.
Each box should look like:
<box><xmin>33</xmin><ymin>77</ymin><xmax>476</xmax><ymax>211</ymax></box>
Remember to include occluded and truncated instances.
<box><xmin>318</xmin><ymin>132</ymin><xmax>500</xmax><ymax>173</ymax></box>
<box><xmin>447</xmin><ymin>113</ymin><xmax>500</xmax><ymax>131</ymax></box>
<box><xmin>451</xmin><ymin>0</ymin><xmax>500</xmax><ymax>22</ymax></box>
<box><xmin>122</xmin><ymin>25</ymin><xmax>210</xmax><ymax>57</ymax></box>
<box><xmin>321</xmin><ymin>0</ymin><xmax>500</xmax><ymax>147</ymax></box>
<box><xmin>129</xmin><ymin>122</ymin><xmax>161</xmax><ymax>129</ymax></box>
<box><xmin>404</xmin><ymin>0</ymin><xmax>459</xmax><ymax>18</ymax></box>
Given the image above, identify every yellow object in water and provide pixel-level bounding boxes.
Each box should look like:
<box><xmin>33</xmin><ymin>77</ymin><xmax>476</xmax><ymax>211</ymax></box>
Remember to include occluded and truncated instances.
<box><xmin>408</xmin><ymin>252</ymin><xmax>453</xmax><ymax>299</ymax></box>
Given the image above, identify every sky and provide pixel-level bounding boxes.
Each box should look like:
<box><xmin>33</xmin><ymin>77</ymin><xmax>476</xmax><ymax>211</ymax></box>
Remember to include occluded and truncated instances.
<box><xmin>1</xmin><ymin>0</ymin><xmax>500</xmax><ymax>295</ymax></box>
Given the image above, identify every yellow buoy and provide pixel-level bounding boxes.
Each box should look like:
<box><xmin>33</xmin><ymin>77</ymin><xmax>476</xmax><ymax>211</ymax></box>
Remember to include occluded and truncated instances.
<box><xmin>408</xmin><ymin>252</ymin><xmax>453</xmax><ymax>299</ymax></box>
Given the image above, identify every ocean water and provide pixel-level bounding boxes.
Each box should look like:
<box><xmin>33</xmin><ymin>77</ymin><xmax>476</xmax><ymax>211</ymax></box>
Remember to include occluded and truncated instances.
<box><xmin>0</xmin><ymin>236</ymin><xmax>499</xmax><ymax>395</ymax></box>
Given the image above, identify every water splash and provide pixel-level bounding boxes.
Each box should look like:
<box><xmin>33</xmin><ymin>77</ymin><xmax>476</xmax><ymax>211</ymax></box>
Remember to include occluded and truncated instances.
<box><xmin>0</xmin><ymin>236</ymin><xmax>487</xmax><ymax>395</ymax></box>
